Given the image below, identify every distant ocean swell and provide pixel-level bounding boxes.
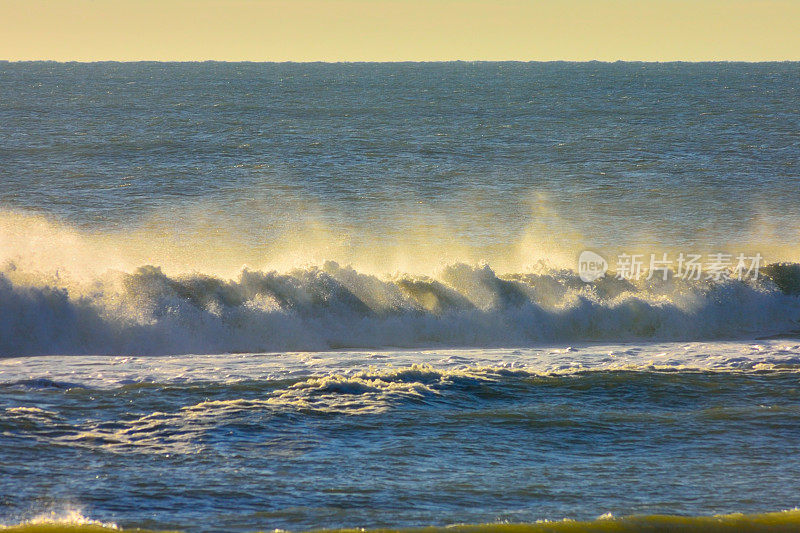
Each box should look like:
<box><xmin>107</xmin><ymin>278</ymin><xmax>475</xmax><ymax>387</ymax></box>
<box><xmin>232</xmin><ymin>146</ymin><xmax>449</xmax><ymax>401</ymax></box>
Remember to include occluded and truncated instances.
<box><xmin>2</xmin><ymin>260</ymin><xmax>800</xmax><ymax>356</ymax></box>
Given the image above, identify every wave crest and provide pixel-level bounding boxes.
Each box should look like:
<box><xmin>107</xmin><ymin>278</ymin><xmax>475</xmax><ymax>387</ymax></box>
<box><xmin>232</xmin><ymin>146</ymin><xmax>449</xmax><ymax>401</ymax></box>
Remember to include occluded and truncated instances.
<box><xmin>1</xmin><ymin>260</ymin><xmax>800</xmax><ymax>356</ymax></box>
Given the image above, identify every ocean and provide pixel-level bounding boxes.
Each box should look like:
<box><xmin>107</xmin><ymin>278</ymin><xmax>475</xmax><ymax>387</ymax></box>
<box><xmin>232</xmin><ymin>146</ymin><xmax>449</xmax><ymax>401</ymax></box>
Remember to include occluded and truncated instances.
<box><xmin>1</xmin><ymin>61</ymin><xmax>800</xmax><ymax>532</ymax></box>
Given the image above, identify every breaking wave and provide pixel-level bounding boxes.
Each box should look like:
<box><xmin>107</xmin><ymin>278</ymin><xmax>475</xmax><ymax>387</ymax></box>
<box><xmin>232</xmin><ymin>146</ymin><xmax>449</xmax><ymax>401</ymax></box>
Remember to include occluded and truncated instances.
<box><xmin>2</xmin><ymin>259</ymin><xmax>800</xmax><ymax>356</ymax></box>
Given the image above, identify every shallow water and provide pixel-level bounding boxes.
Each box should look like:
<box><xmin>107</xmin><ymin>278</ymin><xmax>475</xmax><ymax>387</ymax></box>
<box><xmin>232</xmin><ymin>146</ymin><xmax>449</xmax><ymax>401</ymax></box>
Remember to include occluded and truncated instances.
<box><xmin>3</xmin><ymin>343</ymin><xmax>800</xmax><ymax>531</ymax></box>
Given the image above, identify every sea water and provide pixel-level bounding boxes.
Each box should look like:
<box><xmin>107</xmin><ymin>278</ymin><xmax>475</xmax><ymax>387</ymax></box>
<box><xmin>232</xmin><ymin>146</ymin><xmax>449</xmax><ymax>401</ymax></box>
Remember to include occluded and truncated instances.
<box><xmin>1</xmin><ymin>61</ymin><xmax>800</xmax><ymax>532</ymax></box>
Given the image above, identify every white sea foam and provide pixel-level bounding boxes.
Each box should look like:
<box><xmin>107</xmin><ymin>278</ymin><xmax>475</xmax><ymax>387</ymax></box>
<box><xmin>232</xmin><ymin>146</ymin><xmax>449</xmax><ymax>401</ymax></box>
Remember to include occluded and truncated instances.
<box><xmin>4</xmin><ymin>341</ymin><xmax>800</xmax><ymax>390</ymax></box>
<box><xmin>4</xmin><ymin>509</ymin><xmax>118</xmax><ymax>529</ymax></box>
<box><xmin>1</xmin><ymin>255</ymin><xmax>799</xmax><ymax>356</ymax></box>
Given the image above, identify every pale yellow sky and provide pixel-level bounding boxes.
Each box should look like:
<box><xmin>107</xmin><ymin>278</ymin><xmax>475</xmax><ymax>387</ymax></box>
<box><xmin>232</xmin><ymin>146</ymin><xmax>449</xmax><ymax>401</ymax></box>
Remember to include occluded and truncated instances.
<box><xmin>1</xmin><ymin>0</ymin><xmax>799</xmax><ymax>62</ymax></box>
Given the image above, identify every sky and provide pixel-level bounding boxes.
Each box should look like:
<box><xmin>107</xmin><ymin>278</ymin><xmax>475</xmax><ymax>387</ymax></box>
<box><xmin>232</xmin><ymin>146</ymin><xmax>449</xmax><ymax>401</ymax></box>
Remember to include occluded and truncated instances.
<box><xmin>1</xmin><ymin>0</ymin><xmax>799</xmax><ymax>62</ymax></box>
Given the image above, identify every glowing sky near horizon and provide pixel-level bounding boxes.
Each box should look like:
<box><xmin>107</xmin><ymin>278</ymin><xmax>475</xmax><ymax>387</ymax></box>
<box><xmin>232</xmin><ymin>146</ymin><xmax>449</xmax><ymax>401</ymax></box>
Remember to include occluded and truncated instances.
<box><xmin>1</xmin><ymin>0</ymin><xmax>799</xmax><ymax>61</ymax></box>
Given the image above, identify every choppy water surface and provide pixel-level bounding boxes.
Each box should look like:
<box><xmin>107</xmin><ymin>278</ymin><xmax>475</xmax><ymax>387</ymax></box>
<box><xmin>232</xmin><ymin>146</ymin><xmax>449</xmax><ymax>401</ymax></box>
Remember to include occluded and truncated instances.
<box><xmin>3</xmin><ymin>344</ymin><xmax>800</xmax><ymax>531</ymax></box>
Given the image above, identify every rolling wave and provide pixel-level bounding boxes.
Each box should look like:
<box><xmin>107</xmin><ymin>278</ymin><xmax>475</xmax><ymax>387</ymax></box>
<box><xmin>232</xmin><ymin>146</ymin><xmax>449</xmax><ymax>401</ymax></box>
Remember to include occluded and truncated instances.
<box><xmin>7</xmin><ymin>364</ymin><xmax>797</xmax><ymax>455</ymax></box>
<box><xmin>2</xmin><ymin>260</ymin><xmax>800</xmax><ymax>356</ymax></box>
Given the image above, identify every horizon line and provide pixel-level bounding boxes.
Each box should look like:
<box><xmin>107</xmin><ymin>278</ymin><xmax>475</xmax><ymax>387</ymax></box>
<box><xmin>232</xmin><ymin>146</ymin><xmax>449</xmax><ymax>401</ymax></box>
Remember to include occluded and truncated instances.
<box><xmin>3</xmin><ymin>59</ymin><xmax>800</xmax><ymax>64</ymax></box>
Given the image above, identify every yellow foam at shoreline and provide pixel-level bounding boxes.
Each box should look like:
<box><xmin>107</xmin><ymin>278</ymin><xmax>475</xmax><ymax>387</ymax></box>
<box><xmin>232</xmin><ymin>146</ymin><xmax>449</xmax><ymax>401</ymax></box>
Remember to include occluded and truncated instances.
<box><xmin>5</xmin><ymin>510</ymin><xmax>800</xmax><ymax>533</ymax></box>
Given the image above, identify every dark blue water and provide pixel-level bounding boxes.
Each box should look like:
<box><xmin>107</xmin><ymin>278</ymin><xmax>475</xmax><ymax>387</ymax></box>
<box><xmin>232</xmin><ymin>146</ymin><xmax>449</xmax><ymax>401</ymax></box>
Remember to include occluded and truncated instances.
<box><xmin>3</xmin><ymin>357</ymin><xmax>800</xmax><ymax>532</ymax></box>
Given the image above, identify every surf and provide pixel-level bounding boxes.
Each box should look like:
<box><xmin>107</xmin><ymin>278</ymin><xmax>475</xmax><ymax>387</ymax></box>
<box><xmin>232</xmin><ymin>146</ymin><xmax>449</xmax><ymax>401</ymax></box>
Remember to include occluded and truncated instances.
<box><xmin>6</xmin><ymin>509</ymin><xmax>800</xmax><ymax>532</ymax></box>
<box><xmin>2</xmin><ymin>256</ymin><xmax>800</xmax><ymax>356</ymax></box>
